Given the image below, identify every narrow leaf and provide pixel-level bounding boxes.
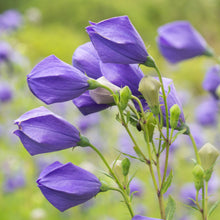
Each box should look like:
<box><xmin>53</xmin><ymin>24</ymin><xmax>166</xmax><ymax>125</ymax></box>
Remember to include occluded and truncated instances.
<box><xmin>208</xmin><ymin>200</ymin><xmax>220</xmax><ymax>217</ymax></box>
<box><xmin>165</xmin><ymin>196</ymin><xmax>176</xmax><ymax>220</ymax></box>
<box><xmin>161</xmin><ymin>170</ymin><xmax>173</xmax><ymax>194</ymax></box>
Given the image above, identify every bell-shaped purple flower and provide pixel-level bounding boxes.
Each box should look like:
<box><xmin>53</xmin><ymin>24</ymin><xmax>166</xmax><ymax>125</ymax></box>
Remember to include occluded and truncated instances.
<box><xmin>203</xmin><ymin>65</ymin><xmax>220</xmax><ymax>99</ymax></box>
<box><xmin>195</xmin><ymin>97</ymin><xmax>218</xmax><ymax>126</ymax></box>
<box><xmin>157</xmin><ymin>21</ymin><xmax>208</xmax><ymax>63</ymax></box>
<box><xmin>73</xmin><ymin>91</ymin><xmax>110</xmax><ymax>115</ymax></box>
<box><xmin>132</xmin><ymin>215</ymin><xmax>162</xmax><ymax>220</ymax></box>
<box><xmin>86</xmin><ymin>16</ymin><xmax>148</xmax><ymax>64</ymax></box>
<box><xmin>72</xmin><ymin>42</ymin><xmax>102</xmax><ymax>79</ymax></box>
<box><xmin>37</xmin><ymin>161</ymin><xmax>101</xmax><ymax>212</ymax></box>
<box><xmin>159</xmin><ymin>78</ymin><xmax>185</xmax><ymax>128</ymax></box>
<box><xmin>27</xmin><ymin>55</ymin><xmax>90</xmax><ymax>104</ymax></box>
<box><xmin>14</xmin><ymin>106</ymin><xmax>81</xmax><ymax>155</ymax></box>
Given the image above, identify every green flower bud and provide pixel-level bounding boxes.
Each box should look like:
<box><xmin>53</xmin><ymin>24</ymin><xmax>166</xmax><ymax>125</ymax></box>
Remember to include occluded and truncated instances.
<box><xmin>194</xmin><ymin>179</ymin><xmax>204</xmax><ymax>191</ymax></box>
<box><xmin>119</xmin><ymin>86</ymin><xmax>132</xmax><ymax>110</ymax></box>
<box><xmin>122</xmin><ymin>158</ymin><xmax>130</xmax><ymax>177</ymax></box>
<box><xmin>89</xmin><ymin>76</ymin><xmax>120</xmax><ymax>104</ymax></box>
<box><xmin>192</xmin><ymin>164</ymin><xmax>204</xmax><ymax>180</ymax></box>
<box><xmin>204</xmin><ymin>168</ymin><xmax>213</xmax><ymax>182</ymax></box>
<box><xmin>170</xmin><ymin>104</ymin><xmax>181</xmax><ymax>129</ymax></box>
<box><xmin>138</xmin><ymin>76</ymin><xmax>161</xmax><ymax>115</ymax></box>
<box><xmin>146</xmin><ymin>112</ymin><xmax>156</xmax><ymax>142</ymax></box>
<box><xmin>198</xmin><ymin>143</ymin><xmax>219</xmax><ymax>170</ymax></box>
<box><xmin>216</xmin><ymin>85</ymin><xmax>220</xmax><ymax>99</ymax></box>
<box><xmin>112</xmin><ymin>160</ymin><xmax>127</xmax><ymax>184</ymax></box>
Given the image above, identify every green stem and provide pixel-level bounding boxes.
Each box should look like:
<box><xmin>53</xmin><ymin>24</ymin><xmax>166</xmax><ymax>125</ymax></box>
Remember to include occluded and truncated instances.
<box><xmin>154</xmin><ymin>65</ymin><xmax>170</xmax><ymax>143</ymax></box>
<box><xmin>204</xmin><ymin>181</ymin><xmax>208</xmax><ymax>220</ymax></box>
<box><xmin>89</xmin><ymin>143</ymin><xmax>134</xmax><ymax>217</ymax></box>
<box><xmin>202</xmin><ymin>184</ymin><xmax>206</xmax><ymax>220</ymax></box>
<box><xmin>189</xmin><ymin>133</ymin><xmax>201</xmax><ymax>165</ymax></box>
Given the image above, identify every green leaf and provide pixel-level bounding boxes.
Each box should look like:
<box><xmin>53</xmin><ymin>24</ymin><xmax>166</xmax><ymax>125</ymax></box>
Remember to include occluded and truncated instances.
<box><xmin>165</xmin><ymin>196</ymin><xmax>176</xmax><ymax>220</ymax></box>
<box><xmin>161</xmin><ymin>170</ymin><xmax>173</xmax><ymax>194</ymax></box>
<box><xmin>160</xmin><ymin>142</ymin><xmax>167</xmax><ymax>153</ymax></box>
<box><xmin>171</xmin><ymin>129</ymin><xmax>187</xmax><ymax>143</ymax></box>
<box><xmin>208</xmin><ymin>200</ymin><xmax>220</xmax><ymax>217</ymax></box>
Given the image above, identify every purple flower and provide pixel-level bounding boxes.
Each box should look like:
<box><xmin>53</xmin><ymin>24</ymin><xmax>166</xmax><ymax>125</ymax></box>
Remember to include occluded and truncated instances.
<box><xmin>180</xmin><ymin>183</ymin><xmax>201</xmax><ymax>206</ymax></box>
<box><xmin>77</xmin><ymin>112</ymin><xmax>100</xmax><ymax>133</ymax></box>
<box><xmin>27</xmin><ymin>55</ymin><xmax>90</xmax><ymax>104</ymax></box>
<box><xmin>14</xmin><ymin>106</ymin><xmax>81</xmax><ymax>155</ymax></box>
<box><xmin>0</xmin><ymin>41</ymin><xmax>12</xmax><ymax>62</ymax></box>
<box><xmin>0</xmin><ymin>82</ymin><xmax>13</xmax><ymax>102</ymax></box>
<box><xmin>132</xmin><ymin>215</ymin><xmax>162</xmax><ymax>220</ymax></box>
<box><xmin>86</xmin><ymin>16</ymin><xmax>148</xmax><ymax>64</ymax></box>
<box><xmin>195</xmin><ymin>97</ymin><xmax>218</xmax><ymax>126</ymax></box>
<box><xmin>37</xmin><ymin>161</ymin><xmax>101</xmax><ymax>212</ymax></box>
<box><xmin>157</xmin><ymin>21</ymin><xmax>208</xmax><ymax>63</ymax></box>
<box><xmin>101</xmin><ymin>63</ymin><xmax>144</xmax><ymax>96</ymax></box>
<box><xmin>159</xmin><ymin>78</ymin><xmax>185</xmax><ymax>128</ymax></box>
<box><xmin>129</xmin><ymin>178</ymin><xmax>144</xmax><ymax>197</ymax></box>
<box><xmin>0</xmin><ymin>10</ymin><xmax>23</xmax><ymax>32</ymax></box>
<box><xmin>72</xmin><ymin>42</ymin><xmax>102</xmax><ymax>79</ymax></box>
<box><xmin>3</xmin><ymin>171</ymin><xmax>26</xmax><ymax>193</ymax></box>
<box><xmin>73</xmin><ymin>91</ymin><xmax>110</xmax><ymax>115</ymax></box>
<box><xmin>203</xmin><ymin>65</ymin><xmax>220</xmax><ymax>99</ymax></box>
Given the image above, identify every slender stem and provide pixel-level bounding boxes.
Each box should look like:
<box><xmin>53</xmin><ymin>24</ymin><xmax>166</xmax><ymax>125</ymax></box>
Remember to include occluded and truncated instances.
<box><xmin>154</xmin><ymin>65</ymin><xmax>170</xmax><ymax>142</ymax></box>
<box><xmin>161</xmin><ymin>143</ymin><xmax>170</xmax><ymax>185</ymax></box>
<box><xmin>189</xmin><ymin>133</ymin><xmax>201</xmax><ymax>165</ymax></box>
<box><xmin>202</xmin><ymin>184</ymin><xmax>206</xmax><ymax>220</ymax></box>
<box><xmin>89</xmin><ymin>143</ymin><xmax>134</xmax><ymax>217</ymax></box>
<box><xmin>204</xmin><ymin>181</ymin><xmax>209</xmax><ymax>220</ymax></box>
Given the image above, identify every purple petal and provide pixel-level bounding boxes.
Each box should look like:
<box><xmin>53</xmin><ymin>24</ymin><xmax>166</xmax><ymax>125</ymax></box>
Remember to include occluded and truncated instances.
<box><xmin>157</xmin><ymin>21</ymin><xmax>207</xmax><ymax>63</ymax></box>
<box><xmin>73</xmin><ymin>91</ymin><xmax>110</xmax><ymax>115</ymax></box>
<box><xmin>27</xmin><ymin>55</ymin><xmax>89</xmax><ymax>104</ymax></box>
<box><xmin>203</xmin><ymin>65</ymin><xmax>220</xmax><ymax>99</ymax></box>
<box><xmin>132</xmin><ymin>215</ymin><xmax>163</xmax><ymax>220</ymax></box>
<box><xmin>86</xmin><ymin>16</ymin><xmax>148</xmax><ymax>64</ymax></box>
<box><xmin>37</xmin><ymin>162</ymin><xmax>101</xmax><ymax>212</ymax></box>
<box><xmin>72</xmin><ymin>42</ymin><xmax>102</xmax><ymax>79</ymax></box>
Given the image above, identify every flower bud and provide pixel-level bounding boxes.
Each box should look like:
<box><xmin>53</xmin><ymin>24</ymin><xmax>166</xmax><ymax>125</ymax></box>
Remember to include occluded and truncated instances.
<box><xmin>89</xmin><ymin>76</ymin><xmax>120</xmax><ymax>104</ymax></box>
<box><xmin>122</xmin><ymin>158</ymin><xmax>131</xmax><ymax>177</ymax></box>
<box><xmin>119</xmin><ymin>86</ymin><xmax>132</xmax><ymax>110</ymax></box>
<box><xmin>194</xmin><ymin>179</ymin><xmax>204</xmax><ymax>191</ymax></box>
<box><xmin>170</xmin><ymin>104</ymin><xmax>182</xmax><ymax>129</ymax></box>
<box><xmin>198</xmin><ymin>143</ymin><xmax>219</xmax><ymax>170</ymax></box>
<box><xmin>138</xmin><ymin>76</ymin><xmax>161</xmax><ymax>115</ymax></box>
<box><xmin>192</xmin><ymin>164</ymin><xmax>204</xmax><ymax>180</ymax></box>
<box><xmin>112</xmin><ymin>160</ymin><xmax>127</xmax><ymax>184</ymax></box>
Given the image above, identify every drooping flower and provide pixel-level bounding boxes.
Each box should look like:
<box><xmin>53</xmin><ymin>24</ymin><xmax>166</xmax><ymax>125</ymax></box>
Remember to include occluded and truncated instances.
<box><xmin>157</xmin><ymin>21</ymin><xmax>209</xmax><ymax>63</ymax></box>
<box><xmin>72</xmin><ymin>42</ymin><xmax>102</xmax><ymax>79</ymax></box>
<box><xmin>14</xmin><ymin>106</ymin><xmax>83</xmax><ymax>155</ymax></box>
<box><xmin>37</xmin><ymin>161</ymin><xmax>101</xmax><ymax>212</ymax></box>
<box><xmin>203</xmin><ymin>65</ymin><xmax>220</xmax><ymax>99</ymax></box>
<box><xmin>132</xmin><ymin>215</ymin><xmax>162</xmax><ymax>220</ymax></box>
<box><xmin>86</xmin><ymin>16</ymin><xmax>148</xmax><ymax>64</ymax></box>
<box><xmin>27</xmin><ymin>55</ymin><xmax>91</xmax><ymax>104</ymax></box>
<box><xmin>195</xmin><ymin>97</ymin><xmax>218</xmax><ymax>126</ymax></box>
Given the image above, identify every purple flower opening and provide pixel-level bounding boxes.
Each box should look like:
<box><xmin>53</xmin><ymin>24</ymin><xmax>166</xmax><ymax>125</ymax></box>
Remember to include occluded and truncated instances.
<box><xmin>14</xmin><ymin>106</ymin><xmax>81</xmax><ymax>155</ymax></box>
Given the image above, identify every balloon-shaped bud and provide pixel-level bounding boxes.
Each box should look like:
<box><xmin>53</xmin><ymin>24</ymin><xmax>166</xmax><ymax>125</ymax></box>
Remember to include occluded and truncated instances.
<box><xmin>170</xmin><ymin>104</ymin><xmax>182</xmax><ymax>129</ymax></box>
<box><xmin>192</xmin><ymin>164</ymin><xmax>204</xmax><ymax>180</ymax></box>
<box><xmin>119</xmin><ymin>86</ymin><xmax>132</xmax><ymax>110</ymax></box>
<box><xmin>198</xmin><ymin>143</ymin><xmax>219</xmax><ymax>170</ymax></box>
<box><xmin>138</xmin><ymin>76</ymin><xmax>161</xmax><ymax>115</ymax></box>
<box><xmin>122</xmin><ymin>158</ymin><xmax>131</xmax><ymax>177</ymax></box>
